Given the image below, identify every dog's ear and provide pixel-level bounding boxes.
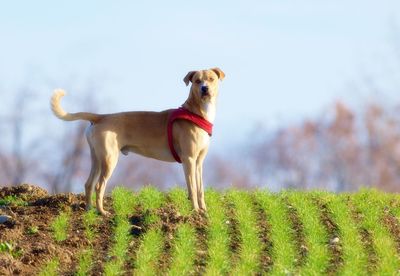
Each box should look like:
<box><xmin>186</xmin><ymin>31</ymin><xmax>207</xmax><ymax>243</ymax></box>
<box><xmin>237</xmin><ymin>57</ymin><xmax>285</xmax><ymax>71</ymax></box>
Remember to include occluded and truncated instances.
<box><xmin>183</xmin><ymin>71</ymin><xmax>197</xmax><ymax>86</ymax></box>
<box><xmin>211</xmin><ymin>67</ymin><xmax>225</xmax><ymax>81</ymax></box>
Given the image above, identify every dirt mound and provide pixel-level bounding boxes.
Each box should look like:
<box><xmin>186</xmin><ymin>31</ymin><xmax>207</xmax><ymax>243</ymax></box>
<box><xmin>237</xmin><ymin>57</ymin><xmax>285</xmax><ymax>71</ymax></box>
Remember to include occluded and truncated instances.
<box><xmin>0</xmin><ymin>185</ymin><xmax>91</xmax><ymax>275</ymax></box>
<box><xmin>31</xmin><ymin>193</ymin><xmax>83</xmax><ymax>210</ymax></box>
<box><xmin>0</xmin><ymin>184</ymin><xmax>48</xmax><ymax>202</ymax></box>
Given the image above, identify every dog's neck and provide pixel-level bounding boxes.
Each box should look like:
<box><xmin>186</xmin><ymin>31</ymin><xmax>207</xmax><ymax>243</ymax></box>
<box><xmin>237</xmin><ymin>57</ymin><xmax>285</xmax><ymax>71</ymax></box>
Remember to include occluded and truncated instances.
<box><xmin>182</xmin><ymin>97</ymin><xmax>216</xmax><ymax>123</ymax></box>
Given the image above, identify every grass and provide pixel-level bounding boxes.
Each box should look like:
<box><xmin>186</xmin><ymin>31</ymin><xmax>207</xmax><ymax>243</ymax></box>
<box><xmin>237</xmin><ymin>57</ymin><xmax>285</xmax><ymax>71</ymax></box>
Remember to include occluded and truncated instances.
<box><xmin>168</xmin><ymin>223</ymin><xmax>197</xmax><ymax>275</ymax></box>
<box><xmin>320</xmin><ymin>193</ymin><xmax>367</xmax><ymax>275</ymax></box>
<box><xmin>204</xmin><ymin>189</ymin><xmax>230</xmax><ymax>275</ymax></box>
<box><xmin>5</xmin><ymin>186</ymin><xmax>400</xmax><ymax>275</ymax></box>
<box><xmin>38</xmin><ymin>258</ymin><xmax>59</xmax><ymax>276</ymax></box>
<box><xmin>167</xmin><ymin>188</ymin><xmax>197</xmax><ymax>275</ymax></box>
<box><xmin>104</xmin><ymin>187</ymin><xmax>137</xmax><ymax>276</ymax></box>
<box><xmin>0</xmin><ymin>241</ymin><xmax>23</xmax><ymax>258</ymax></box>
<box><xmin>51</xmin><ymin>210</ymin><xmax>70</xmax><ymax>242</ymax></box>
<box><xmin>134</xmin><ymin>228</ymin><xmax>164</xmax><ymax>275</ymax></box>
<box><xmin>26</xmin><ymin>226</ymin><xmax>39</xmax><ymax>235</ymax></box>
<box><xmin>226</xmin><ymin>190</ymin><xmax>263</xmax><ymax>274</ymax></box>
<box><xmin>133</xmin><ymin>187</ymin><xmax>166</xmax><ymax>275</ymax></box>
<box><xmin>352</xmin><ymin>189</ymin><xmax>400</xmax><ymax>274</ymax></box>
<box><xmin>391</xmin><ymin>194</ymin><xmax>400</xmax><ymax>219</ymax></box>
<box><xmin>254</xmin><ymin>191</ymin><xmax>297</xmax><ymax>274</ymax></box>
<box><xmin>168</xmin><ymin>188</ymin><xmax>192</xmax><ymax>216</ymax></box>
<box><xmin>75</xmin><ymin>208</ymin><xmax>99</xmax><ymax>275</ymax></box>
<box><xmin>392</xmin><ymin>202</ymin><xmax>400</xmax><ymax>219</ymax></box>
<box><xmin>0</xmin><ymin>195</ymin><xmax>27</xmax><ymax>206</ymax></box>
<box><xmin>111</xmin><ymin>187</ymin><xmax>137</xmax><ymax>219</ymax></box>
<box><xmin>82</xmin><ymin>208</ymin><xmax>99</xmax><ymax>241</ymax></box>
<box><xmin>285</xmin><ymin>191</ymin><xmax>330</xmax><ymax>274</ymax></box>
<box><xmin>137</xmin><ymin>186</ymin><xmax>165</xmax><ymax>225</ymax></box>
<box><xmin>76</xmin><ymin>248</ymin><xmax>94</xmax><ymax>276</ymax></box>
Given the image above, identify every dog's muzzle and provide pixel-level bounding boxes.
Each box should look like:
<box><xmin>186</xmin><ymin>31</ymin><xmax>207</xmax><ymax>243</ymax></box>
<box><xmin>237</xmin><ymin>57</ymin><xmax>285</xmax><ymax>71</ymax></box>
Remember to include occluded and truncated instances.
<box><xmin>201</xmin><ymin>86</ymin><xmax>210</xmax><ymax>97</ymax></box>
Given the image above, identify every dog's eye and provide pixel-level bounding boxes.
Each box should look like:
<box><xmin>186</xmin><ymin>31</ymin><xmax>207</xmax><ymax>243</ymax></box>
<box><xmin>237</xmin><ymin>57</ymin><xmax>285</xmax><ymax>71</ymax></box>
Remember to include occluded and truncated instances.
<box><xmin>195</xmin><ymin>79</ymin><xmax>201</xmax><ymax>84</ymax></box>
<box><xmin>209</xmin><ymin>77</ymin><xmax>215</xmax><ymax>82</ymax></box>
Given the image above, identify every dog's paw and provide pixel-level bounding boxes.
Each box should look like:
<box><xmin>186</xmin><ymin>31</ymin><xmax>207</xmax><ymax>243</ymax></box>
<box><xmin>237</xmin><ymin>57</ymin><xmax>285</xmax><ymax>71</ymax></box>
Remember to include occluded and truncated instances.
<box><xmin>98</xmin><ymin>209</ymin><xmax>111</xmax><ymax>217</ymax></box>
<box><xmin>198</xmin><ymin>208</ymin><xmax>207</xmax><ymax>215</ymax></box>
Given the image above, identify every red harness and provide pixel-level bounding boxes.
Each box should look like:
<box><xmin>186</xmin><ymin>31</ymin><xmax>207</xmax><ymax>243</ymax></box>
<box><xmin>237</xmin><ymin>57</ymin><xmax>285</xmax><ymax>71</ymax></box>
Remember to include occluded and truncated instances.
<box><xmin>167</xmin><ymin>107</ymin><xmax>213</xmax><ymax>163</ymax></box>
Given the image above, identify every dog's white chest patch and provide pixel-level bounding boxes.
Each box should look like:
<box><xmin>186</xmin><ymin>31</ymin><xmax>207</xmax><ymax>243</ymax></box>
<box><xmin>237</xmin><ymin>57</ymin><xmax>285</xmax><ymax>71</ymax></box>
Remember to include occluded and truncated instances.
<box><xmin>198</xmin><ymin>131</ymin><xmax>211</xmax><ymax>148</ymax></box>
<box><xmin>203</xmin><ymin>103</ymin><xmax>216</xmax><ymax>123</ymax></box>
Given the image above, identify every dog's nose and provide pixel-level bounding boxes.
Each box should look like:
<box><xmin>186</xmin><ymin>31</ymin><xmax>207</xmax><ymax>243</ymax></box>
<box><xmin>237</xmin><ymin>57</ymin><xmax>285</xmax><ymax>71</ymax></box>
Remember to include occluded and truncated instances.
<box><xmin>201</xmin><ymin>86</ymin><xmax>209</xmax><ymax>97</ymax></box>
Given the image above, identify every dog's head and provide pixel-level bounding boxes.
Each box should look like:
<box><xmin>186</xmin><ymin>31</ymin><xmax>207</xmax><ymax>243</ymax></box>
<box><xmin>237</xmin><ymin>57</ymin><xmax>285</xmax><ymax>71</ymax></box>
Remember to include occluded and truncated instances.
<box><xmin>183</xmin><ymin>68</ymin><xmax>225</xmax><ymax>102</ymax></box>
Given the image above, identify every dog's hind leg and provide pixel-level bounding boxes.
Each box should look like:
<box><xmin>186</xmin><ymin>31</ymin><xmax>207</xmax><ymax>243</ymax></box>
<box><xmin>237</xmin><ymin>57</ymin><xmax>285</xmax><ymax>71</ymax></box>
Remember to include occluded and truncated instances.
<box><xmin>84</xmin><ymin>145</ymin><xmax>100</xmax><ymax>211</ymax></box>
<box><xmin>94</xmin><ymin>136</ymin><xmax>119</xmax><ymax>216</ymax></box>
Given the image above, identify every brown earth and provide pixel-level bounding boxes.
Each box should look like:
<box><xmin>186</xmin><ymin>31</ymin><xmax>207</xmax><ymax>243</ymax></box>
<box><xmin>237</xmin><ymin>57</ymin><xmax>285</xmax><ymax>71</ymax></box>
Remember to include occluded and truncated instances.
<box><xmin>0</xmin><ymin>184</ymin><xmax>114</xmax><ymax>276</ymax></box>
<box><xmin>382</xmin><ymin>204</ymin><xmax>400</xmax><ymax>256</ymax></box>
<box><xmin>252</xmin><ymin>198</ymin><xmax>273</xmax><ymax>274</ymax></box>
<box><xmin>284</xmin><ymin>198</ymin><xmax>308</xmax><ymax>267</ymax></box>
<box><xmin>224</xmin><ymin>199</ymin><xmax>241</xmax><ymax>268</ymax></box>
<box><xmin>0</xmin><ymin>184</ymin><xmax>206</xmax><ymax>276</ymax></box>
<box><xmin>4</xmin><ymin>184</ymin><xmax>397</xmax><ymax>275</ymax></box>
<box><xmin>348</xmin><ymin>198</ymin><xmax>379</xmax><ymax>274</ymax></box>
<box><xmin>314</xmin><ymin>199</ymin><xmax>343</xmax><ymax>275</ymax></box>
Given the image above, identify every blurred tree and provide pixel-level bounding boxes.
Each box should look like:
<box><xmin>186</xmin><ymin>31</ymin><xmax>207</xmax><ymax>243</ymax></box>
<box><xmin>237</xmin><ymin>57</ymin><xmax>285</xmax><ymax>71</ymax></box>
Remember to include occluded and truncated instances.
<box><xmin>45</xmin><ymin>123</ymin><xmax>87</xmax><ymax>193</ymax></box>
<box><xmin>242</xmin><ymin>99</ymin><xmax>400</xmax><ymax>192</ymax></box>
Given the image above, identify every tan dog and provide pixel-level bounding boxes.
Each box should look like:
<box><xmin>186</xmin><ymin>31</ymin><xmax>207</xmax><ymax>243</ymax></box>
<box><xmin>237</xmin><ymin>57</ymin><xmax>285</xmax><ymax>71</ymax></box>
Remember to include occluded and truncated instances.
<box><xmin>50</xmin><ymin>68</ymin><xmax>225</xmax><ymax>215</ymax></box>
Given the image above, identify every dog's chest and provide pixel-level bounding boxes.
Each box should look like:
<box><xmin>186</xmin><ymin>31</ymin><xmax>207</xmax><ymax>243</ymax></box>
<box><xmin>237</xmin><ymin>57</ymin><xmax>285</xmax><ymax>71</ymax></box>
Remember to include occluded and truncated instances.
<box><xmin>196</xmin><ymin>130</ymin><xmax>211</xmax><ymax>149</ymax></box>
<box><xmin>203</xmin><ymin>102</ymin><xmax>216</xmax><ymax>123</ymax></box>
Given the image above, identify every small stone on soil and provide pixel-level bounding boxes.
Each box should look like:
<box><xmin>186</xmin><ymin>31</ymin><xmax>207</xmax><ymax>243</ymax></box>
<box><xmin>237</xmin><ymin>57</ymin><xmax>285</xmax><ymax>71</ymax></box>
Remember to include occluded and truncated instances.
<box><xmin>0</xmin><ymin>215</ymin><xmax>12</xmax><ymax>224</ymax></box>
<box><xmin>330</xmin><ymin>237</ymin><xmax>340</xmax><ymax>244</ymax></box>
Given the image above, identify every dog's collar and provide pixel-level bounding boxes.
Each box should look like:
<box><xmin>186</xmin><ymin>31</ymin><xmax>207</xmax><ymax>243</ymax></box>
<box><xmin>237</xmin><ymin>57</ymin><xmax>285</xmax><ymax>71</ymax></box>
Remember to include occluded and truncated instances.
<box><xmin>167</xmin><ymin>107</ymin><xmax>213</xmax><ymax>163</ymax></box>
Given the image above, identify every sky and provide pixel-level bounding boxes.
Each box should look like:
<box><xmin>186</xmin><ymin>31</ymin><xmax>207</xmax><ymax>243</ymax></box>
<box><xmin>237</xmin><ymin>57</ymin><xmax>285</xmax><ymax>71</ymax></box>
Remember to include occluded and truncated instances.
<box><xmin>1</xmin><ymin>0</ymin><xmax>400</xmax><ymax>152</ymax></box>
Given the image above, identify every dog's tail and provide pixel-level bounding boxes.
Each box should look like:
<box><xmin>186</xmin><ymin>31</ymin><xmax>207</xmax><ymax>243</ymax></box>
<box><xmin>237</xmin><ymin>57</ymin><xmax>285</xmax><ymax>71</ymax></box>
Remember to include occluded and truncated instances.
<box><xmin>50</xmin><ymin>89</ymin><xmax>103</xmax><ymax>123</ymax></box>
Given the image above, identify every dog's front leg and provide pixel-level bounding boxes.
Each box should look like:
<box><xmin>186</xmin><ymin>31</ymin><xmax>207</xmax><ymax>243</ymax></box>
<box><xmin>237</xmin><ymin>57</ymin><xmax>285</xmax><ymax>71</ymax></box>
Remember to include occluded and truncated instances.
<box><xmin>196</xmin><ymin>149</ymin><xmax>208</xmax><ymax>211</ymax></box>
<box><xmin>182</xmin><ymin>157</ymin><xmax>199</xmax><ymax>211</ymax></box>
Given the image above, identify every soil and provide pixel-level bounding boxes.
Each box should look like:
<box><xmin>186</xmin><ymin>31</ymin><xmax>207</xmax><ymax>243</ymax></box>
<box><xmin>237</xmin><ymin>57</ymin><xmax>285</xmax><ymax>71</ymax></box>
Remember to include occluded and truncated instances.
<box><xmin>284</xmin><ymin>198</ymin><xmax>308</xmax><ymax>267</ymax></box>
<box><xmin>314</xmin><ymin>199</ymin><xmax>343</xmax><ymax>275</ymax></box>
<box><xmin>155</xmin><ymin>203</ymin><xmax>185</xmax><ymax>273</ymax></box>
<box><xmin>0</xmin><ymin>184</ymin><xmax>113</xmax><ymax>276</ymax></box>
<box><xmin>0</xmin><ymin>183</ymin><xmax>214</xmax><ymax>276</ymax></box>
<box><xmin>224</xmin><ymin>199</ymin><xmax>241</xmax><ymax>268</ymax></box>
<box><xmin>188</xmin><ymin>212</ymin><xmax>208</xmax><ymax>275</ymax></box>
<box><xmin>382</xmin><ymin>203</ymin><xmax>400</xmax><ymax>256</ymax></box>
<box><xmin>348</xmin><ymin>197</ymin><xmax>378</xmax><ymax>274</ymax></box>
<box><xmin>6</xmin><ymin>184</ymin><xmax>395</xmax><ymax>275</ymax></box>
<box><xmin>252</xmin><ymin>197</ymin><xmax>273</xmax><ymax>274</ymax></box>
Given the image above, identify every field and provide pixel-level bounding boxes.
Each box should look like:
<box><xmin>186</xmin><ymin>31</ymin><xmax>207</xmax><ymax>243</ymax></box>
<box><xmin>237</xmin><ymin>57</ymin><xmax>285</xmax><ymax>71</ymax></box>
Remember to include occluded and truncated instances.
<box><xmin>1</xmin><ymin>184</ymin><xmax>400</xmax><ymax>275</ymax></box>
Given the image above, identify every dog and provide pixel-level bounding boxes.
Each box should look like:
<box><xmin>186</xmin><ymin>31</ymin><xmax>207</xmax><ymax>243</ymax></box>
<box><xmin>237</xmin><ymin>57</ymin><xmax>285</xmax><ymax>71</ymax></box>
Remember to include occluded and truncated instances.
<box><xmin>50</xmin><ymin>68</ymin><xmax>225</xmax><ymax>215</ymax></box>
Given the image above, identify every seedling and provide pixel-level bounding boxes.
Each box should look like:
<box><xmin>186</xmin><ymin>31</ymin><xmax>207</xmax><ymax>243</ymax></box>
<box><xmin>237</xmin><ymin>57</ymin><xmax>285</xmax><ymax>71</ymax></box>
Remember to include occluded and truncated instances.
<box><xmin>227</xmin><ymin>190</ymin><xmax>263</xmax><ymax>275</ymax></box>
<box><xmin>286</xmin><ymin>192</ymin><xmax>329</xmax><ymax>274</ymax></box>
<box><xmin>0</xmin><ymin>195</ymin><xmax>27</xmax><ymax>206</ymax></box>
<box><xmin>76</xmin><ymin>248</ymin><xmax>94</xmax><ymax>276</ymax></box>
<box><xmin>51</xmin><ymin>210</ymin><xmax>70</xmax><ymax>242</ymax></box>
<box><xmin>254</xmin><ymin>191</ymin><xmax>297</xmax><ymax>275</ymax></box>
<box><xmin>83</xmin><ymin>208</ymin><xmax>99</xmax><ymax>241</ymax></box>
<box><xmin>104</xmin><ymin>187</ymin><xmax>137</xmax><ymax>276</ymax></box>
<box><xmin>26</xmin><ymin>226</ymin><xmax>39</xmax><ymax>235</ymax></box>
<box><xmin>204</xmin><ymin>190</ymin><xmax>230</xmax><ymax>275</ymax></box>
<box><xmin>39</xmin><ymin>258</ymin><xmax>59</xmax><ymax>276</ymax></box>
<box><xmin>0</xmin><ymin>241</ymin><xmax>23</xmax><ymax>258</ymax></box>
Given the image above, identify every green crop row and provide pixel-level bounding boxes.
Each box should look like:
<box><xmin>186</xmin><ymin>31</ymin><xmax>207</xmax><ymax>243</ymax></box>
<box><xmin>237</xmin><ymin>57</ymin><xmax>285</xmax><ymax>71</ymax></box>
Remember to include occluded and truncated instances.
<box><xmin>33</xmin><ymin>188</ymin><xmax>400</xmax><ymax>275</ymax></box>
<box><xmin>226</xmin><ymin>190</ymin><xmax>263</xmax><ymax>274</ymax></box>
<box><xmin>103</xmin><ymin>187</ymin><xmax>137</xmax><ymax>276</ymax></box>
<box><xmin>133</xmin><ymin>186</ymin><xmax>166</xmax><ymax>275</ymax></box>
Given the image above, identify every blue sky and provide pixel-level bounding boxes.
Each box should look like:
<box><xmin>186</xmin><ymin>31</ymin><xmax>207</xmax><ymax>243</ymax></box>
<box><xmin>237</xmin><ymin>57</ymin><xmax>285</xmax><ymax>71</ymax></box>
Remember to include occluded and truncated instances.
<box><xmin>1</xmin><ymin>0</ymin><xmax>400</xmax><ymax>151</ymax></box>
